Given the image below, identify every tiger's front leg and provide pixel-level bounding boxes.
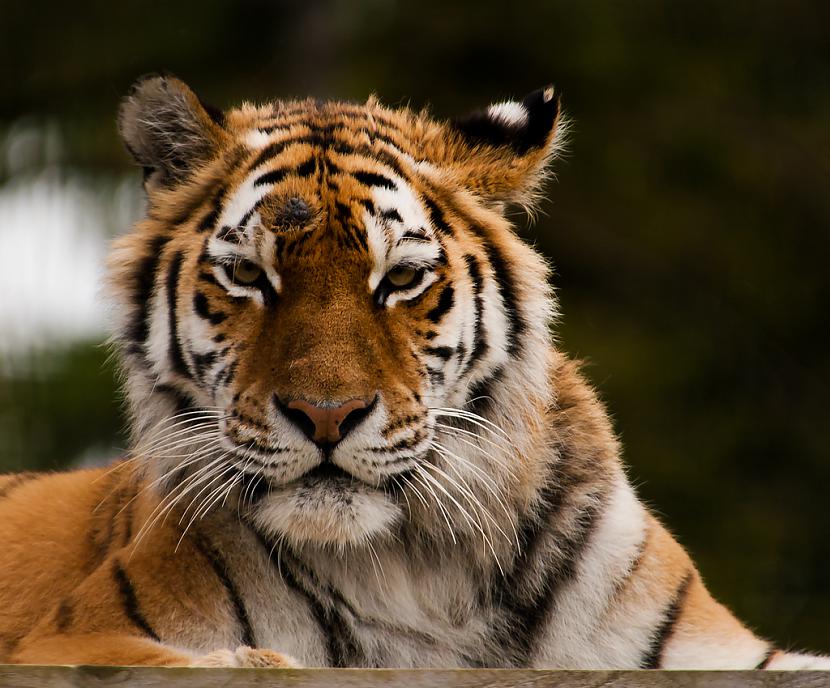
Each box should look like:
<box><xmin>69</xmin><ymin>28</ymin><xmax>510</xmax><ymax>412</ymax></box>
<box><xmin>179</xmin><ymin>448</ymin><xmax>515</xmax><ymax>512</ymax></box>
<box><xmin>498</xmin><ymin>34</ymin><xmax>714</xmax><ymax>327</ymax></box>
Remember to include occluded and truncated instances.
<box><xmin>11</xmin><ymin>632</ymin><xmax>298</xmax><ymax>667</ymax></box>
<box><xmin>5</xmin><ymin>520</ymin><xmax>300</xmax><ymax>668</ymax></box>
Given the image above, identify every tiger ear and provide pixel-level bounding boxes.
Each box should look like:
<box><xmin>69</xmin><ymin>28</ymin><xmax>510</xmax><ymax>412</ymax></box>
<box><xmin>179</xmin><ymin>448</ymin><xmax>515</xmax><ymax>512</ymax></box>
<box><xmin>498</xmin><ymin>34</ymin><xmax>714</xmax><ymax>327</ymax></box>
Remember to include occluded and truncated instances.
<box><xmin>118</xmin><ymin>74</ymin><xmax>226</xmax><ymax>190</ymax></box>
<box><xmin>446</xmin><ymin>85</ymin><xmax>566</xmax><ymax>210</ymax></box>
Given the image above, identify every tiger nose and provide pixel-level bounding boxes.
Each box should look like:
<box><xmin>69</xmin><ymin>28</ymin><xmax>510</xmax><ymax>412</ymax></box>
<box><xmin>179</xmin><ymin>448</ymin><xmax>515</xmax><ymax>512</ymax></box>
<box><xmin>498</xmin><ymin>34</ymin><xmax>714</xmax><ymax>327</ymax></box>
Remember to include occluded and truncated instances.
<box><xmin>278</xmin><ymin>397</ymin><xmax>376</xmax><ymax>446</ymax></box>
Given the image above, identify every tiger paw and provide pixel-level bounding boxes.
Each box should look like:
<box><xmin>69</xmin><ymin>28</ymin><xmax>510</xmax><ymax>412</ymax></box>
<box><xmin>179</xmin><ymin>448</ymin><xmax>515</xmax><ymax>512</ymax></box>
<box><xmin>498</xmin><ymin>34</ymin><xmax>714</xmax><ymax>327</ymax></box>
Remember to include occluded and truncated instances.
<box><xmin>193</xmin><ymin>646</ymin><xmax>301</xmax><ymax>668</ymax></box>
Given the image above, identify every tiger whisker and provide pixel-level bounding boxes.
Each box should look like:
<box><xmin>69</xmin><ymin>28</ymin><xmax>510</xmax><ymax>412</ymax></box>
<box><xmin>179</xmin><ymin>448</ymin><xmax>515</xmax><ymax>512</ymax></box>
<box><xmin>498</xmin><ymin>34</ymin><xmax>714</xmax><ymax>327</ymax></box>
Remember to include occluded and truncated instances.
<box><xmin>410</xmin><ymin>469</ymin><xmax>456</xmax><ymax>545</ymax></box>
<box><xmin>428</xmin><ymin>407</ymin><xmax>511</xmax><ymax>440</ymax></box>
<box><xmin>132</xmin><ymin>454</ymin><xmax>231</xmax><ymax>550</ymax></box>
<box><xmin>419</xmin><ymin>456</ymin><xmax>505</xmax><ymax>575</ymax></box>
<box><xmin>428</xmin><ymin>439</ymin><xmax>519</xmax><ymax>548</ymax></box>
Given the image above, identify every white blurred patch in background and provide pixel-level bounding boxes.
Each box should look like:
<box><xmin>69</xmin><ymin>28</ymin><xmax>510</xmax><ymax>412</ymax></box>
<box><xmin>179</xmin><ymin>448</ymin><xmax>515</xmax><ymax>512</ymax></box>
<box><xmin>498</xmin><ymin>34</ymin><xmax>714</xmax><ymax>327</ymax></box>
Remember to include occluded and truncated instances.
<box><xmin>0</xmin><ymin>121</ymin><xmax>142</xmax><ymax>367</ymax></box>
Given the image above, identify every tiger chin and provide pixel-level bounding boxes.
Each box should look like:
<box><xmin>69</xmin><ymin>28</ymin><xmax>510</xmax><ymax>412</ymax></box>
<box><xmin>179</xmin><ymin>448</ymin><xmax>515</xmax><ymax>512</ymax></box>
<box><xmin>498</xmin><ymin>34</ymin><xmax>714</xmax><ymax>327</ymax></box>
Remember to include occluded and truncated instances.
<box><xmin>0</xmin><ymin>74</ymin><xmax>826</xmax><ymax>671</ymax></box>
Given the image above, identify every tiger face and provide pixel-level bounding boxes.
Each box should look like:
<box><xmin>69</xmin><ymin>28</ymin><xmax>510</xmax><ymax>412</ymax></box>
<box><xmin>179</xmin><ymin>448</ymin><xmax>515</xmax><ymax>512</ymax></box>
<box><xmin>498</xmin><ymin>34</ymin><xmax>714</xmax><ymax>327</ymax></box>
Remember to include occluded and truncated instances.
<box><xmin>111</xmin><ymin>76</ymin><xmax>564</xmax><ymax>549</ymax></box>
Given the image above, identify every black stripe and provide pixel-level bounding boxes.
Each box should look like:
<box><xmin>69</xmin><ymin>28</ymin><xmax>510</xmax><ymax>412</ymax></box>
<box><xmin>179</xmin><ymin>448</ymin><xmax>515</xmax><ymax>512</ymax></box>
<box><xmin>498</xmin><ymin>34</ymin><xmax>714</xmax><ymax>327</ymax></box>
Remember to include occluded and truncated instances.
<box><xmin>424</xmin><ymin>345</ymin><xmax>455</xmax><ymax>360</ymax></box>
<box><xmin>248</xmin><ymin>527</ymin><xmax>364</xmax><ymax>667</ymax></box>
<box><xmin>426</xmin><ymin>285</ymin><xmax>454</xmax><ymax>323</ymax></box>
<box><xmin>126</xmin><ymin>233</ymin><xmax>170</xmax><ymax>352</ymax></box>
<box><xmin>421</xmin><ymin>192</ymin><xmax>453</xmax><ymax>235</ymax></box>
<box><xmin>466</xmin><ymin>366</ymin><xmax>503</xmax><ymax>415</ymax></box>
<box><xmin>112</xmin><ymin>561</ymin><xmax>160</xmax><ymax>642</ymax></box>
<box><xmin>191</xmin><ymin>350</ymin><xmax>217</xmax><ymax>380</ymax></box>
<box><xmin>352</xmin><ymin>170</ymin><xmax>396</xmax><ymax>191</ymax></box>
<box><xmin>194</xmin><ymin>533</ymin><xmax>256</xmax><ymax>648</ymax></box>
<box><xmin>166</xmin><ymin>252</ymin><xmax>189</xmax><ymax>378</ymax></box>
<box><xmin>193</xmin><ymin>292</ymin><xmax>227</xmax><ymax>325</ymax></box>
<box><xmin>457</xmin><ymin>253</ymin><xmax>488</xmax><ymax>380</ymax></box>
<box><xmin>640</xmin><ymin>573</ymin><xmax>693</xmax><ymax>669</ymax></box>
<box><xmin>479</xmin><ymin>233</ymin><xmax>523</xmax><ymax>357</ymax></box>
<box><xmin>755</xmin><ymin>646</ymin><xmax>777</xmax><ymax>670</ymax></box>
<box><xmin>0</xmin><ymin>473</ymin><xmax>36</xmax><ymax>501</ymax></box>
<box><xmin>155</xmin><ymin>384</ymin><xmax>197</xmax><ymax>414</ymax></box>
<box><xmin>358</xmin><ymin>198</ymin><xmax>376</xmax><ymax>215</ymax></box>
<box><xmin>380</xmin><ymin>208</ymin><xmax>402</xmax><ymax>223</ymax></box>
<box><xmin>254</xmin><ymin>167</ymin><xmax>289</xmax><ymax>188</ymax></box>
<box><xmin>54</xmin><ymin>599</ymin><xmax>73</xmax><ymax>632</ymax></box>
<box><xmin>197</xmin><ymin>205</ymin><xmax>220</xmax><ymax>233</ymax></box>
<box><xmin>490</xmin><ymin>448</ymin><xmax>606</xmax><ymax>665</ymax></box>
<box><xmin>296</xmin><ymin>156</ymin><xmax>317</xmax><ymax>178</ymax></box>
<box><xmin>249</xmin><ymin>530</ymin><xmax>334</xmax><ymax>665</ymax></box>
<box><xmin>196</xmin><ymin>187</ymin><xmax>226</xmax><ymax>233</ymax></box>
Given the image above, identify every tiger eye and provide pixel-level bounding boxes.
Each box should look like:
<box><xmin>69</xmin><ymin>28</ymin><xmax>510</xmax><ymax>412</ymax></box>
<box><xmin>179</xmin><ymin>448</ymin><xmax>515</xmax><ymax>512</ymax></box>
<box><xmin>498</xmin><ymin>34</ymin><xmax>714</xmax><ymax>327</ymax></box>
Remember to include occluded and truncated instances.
<box><xmin>387</xmin><ymin>266</ymin><xmax>419</xmax><ymax>288</ymax></box>
<box><xmin>232</xmin><ymin>260</ymin><xmax>262</xmax><ymax>285</ymax></box>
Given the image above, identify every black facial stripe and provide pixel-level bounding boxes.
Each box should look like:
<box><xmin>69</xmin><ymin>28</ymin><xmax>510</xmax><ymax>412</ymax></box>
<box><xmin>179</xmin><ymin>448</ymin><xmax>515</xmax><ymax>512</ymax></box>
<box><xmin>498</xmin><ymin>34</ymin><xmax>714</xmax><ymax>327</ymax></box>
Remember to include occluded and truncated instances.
<box><xmin>196</xmin><ymin>187</ymin><xmax>226</xmax><ymax>233</ymax></box>
<box><xmin>381</xmin><ymin>208</ymin><xmax>403</xmax><ymax>223</ymax></box>
<box><xmin>165</xmin><ymin>251</ymin><xmax>189</xmax><ymax>379</ymax></box>
<box><xmin>193</xmin><ymin>292</ymin><xmax>228</xmax><ymax>325</ymax></box>
<box><xmin>254</xmin><ymin>167</ymin><xmax>288</xmax><ymax>188</ymax></box>
<box><xmin>191</xmin><ymin>350</ymin><xmax>217</xmax><ymax>381</ymax></box>
<box><xmin>456</xmin><ymin>253</ymin><xmax>488</xmax><ymax>380</ymax></box>
<box><xmin>296</xmin><ymin>156</ymin><xmax>317</xmax><ymax>178</ymax></box>
<box><xmin>426</xmin><ymin>285</ymin><xmax>454</xmax><ymax>323</ymax></box>
<box><xmin>222</xmin><ymin>359</ymin><xmax>239</xmax><ymax>386</ymax></box>
<box><xmin>478</xmin><ymin>232</ymin><xmax>523</xmax><ymax>357</ymax></box>
<box><xmin>155</xmin><ymin>384</ymin><xmax>197</xmax><ymax>414</ymax></box>
<box><xmin>640</xmin><ymin>573</ymin><xmax>693</xmax><ymax>669</ymax></box>
<box><xmin>351</xmin><ymin>170</ymin><xmax>396</xmax><ymax>191</ymax></box>
<box><xmin>424</xmin><ymin>345</ymin><xmax>455</xmax><ymax>360</ymax></box>
<box><xmin>328</xmin><ymin>141</ymin><xmax>411</xmax><ymax>182</ymax></box>
<box><xmin>358</xmin><ymin>198</ymin><xmax>376</xmax><ymax>215</ymax></box>
<box><xmin>126</xmin><ymin>233</ymin><xmax>171</xmax><ymax>355</ymax></box>
<box><xmin>466</xmin><ymin>366</ymin><xmax>504</xmax><ymax>418</ymax></box>
<box><xmin>420</xmin><ymin>192</ymin><xmax>453</xmax><ymax>236</ymax></box>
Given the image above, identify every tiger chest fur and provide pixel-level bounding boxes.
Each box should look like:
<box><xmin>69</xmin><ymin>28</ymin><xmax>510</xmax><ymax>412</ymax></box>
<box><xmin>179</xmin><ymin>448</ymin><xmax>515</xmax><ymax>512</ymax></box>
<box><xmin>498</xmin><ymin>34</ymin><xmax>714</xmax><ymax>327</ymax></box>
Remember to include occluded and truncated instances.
<box><xmin>0</xmin><ymin>74</ymin><xmax>826</xmax><ymax>670</ymax></box>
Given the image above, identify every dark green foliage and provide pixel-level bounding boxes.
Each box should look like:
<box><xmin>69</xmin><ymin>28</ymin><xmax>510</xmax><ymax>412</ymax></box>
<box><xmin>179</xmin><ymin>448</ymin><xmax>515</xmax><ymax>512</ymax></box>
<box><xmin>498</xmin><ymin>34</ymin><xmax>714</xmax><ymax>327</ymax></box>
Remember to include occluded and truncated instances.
<box><xmin>0</xmin><ymin>342</ymin><xmax>126</xmax><ymax>473</ymax></box>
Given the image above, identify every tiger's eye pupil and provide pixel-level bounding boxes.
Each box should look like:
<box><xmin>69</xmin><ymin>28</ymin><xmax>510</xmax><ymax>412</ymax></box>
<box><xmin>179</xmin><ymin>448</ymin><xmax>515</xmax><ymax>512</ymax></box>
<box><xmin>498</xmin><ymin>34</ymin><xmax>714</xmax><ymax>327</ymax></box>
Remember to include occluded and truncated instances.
<box><xmin>232</xmin><ymin>261</ymin><xmax>262</xmax><ymax>285</ymax></box>
<box><xmin>387</xmin><ymin>266</ymin><xmax>417</xmax><ymax>288</ymax></box>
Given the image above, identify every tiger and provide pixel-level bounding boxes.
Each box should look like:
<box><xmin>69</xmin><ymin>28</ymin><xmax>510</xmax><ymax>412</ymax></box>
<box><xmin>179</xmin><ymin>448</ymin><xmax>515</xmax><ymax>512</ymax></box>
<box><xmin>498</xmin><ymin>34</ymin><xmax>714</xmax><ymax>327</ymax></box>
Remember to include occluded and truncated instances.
<box><xmin>0</xmin><ymin>73</ymin><xmax>826</xmax><ymax>670</ymax></box>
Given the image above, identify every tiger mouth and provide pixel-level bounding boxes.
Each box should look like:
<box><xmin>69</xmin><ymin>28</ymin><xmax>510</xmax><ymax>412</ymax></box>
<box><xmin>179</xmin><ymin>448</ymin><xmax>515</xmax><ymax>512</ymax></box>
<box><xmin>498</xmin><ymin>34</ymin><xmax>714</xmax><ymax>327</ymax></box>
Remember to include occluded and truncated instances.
<box><xmin>298</xmin><ymin>462</ymin><xmax>356</xmax><ymax>486</ymax></box>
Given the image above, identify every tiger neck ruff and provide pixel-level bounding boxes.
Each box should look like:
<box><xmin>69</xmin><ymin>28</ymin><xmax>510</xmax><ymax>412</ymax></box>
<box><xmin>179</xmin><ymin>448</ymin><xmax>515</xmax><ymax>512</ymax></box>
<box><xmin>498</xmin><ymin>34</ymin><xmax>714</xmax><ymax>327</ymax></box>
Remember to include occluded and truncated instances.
<box><xmin>0</xmin><ymin>74</ymin><xmax>826</xmax><ymax>669</ymax></box>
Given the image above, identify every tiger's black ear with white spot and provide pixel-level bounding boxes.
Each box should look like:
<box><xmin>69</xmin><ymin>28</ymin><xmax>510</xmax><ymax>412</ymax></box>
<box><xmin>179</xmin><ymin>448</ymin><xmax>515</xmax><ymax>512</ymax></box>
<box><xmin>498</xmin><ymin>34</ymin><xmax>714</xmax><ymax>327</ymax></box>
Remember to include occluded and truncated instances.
<box><xmin>118</xmin><ymin>74</ymin><xmax>226</xmax><ymax>190</ymax></box>
<box><xmin>447</xmin><ymin>85</ymin><xmax>566</xmax><ymax>210</ymax></box>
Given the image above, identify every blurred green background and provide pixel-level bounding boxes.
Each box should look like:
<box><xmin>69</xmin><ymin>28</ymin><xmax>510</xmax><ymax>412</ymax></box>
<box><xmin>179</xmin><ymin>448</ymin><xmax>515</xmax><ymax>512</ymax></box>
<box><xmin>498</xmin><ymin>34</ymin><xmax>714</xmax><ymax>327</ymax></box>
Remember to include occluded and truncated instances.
<box><xmin>0</xmin><ymin>0</ymin><xmax>828</xmax><ymax>654</ymax></box>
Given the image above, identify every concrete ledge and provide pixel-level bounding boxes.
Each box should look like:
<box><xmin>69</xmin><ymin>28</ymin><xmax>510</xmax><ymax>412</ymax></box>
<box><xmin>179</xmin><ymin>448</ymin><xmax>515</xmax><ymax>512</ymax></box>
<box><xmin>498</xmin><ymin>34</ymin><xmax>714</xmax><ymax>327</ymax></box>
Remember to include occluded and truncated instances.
<box><xmin>0</xmin><ymin>667</ymin><xmax>827</xmax><ymax>688</ymax></box>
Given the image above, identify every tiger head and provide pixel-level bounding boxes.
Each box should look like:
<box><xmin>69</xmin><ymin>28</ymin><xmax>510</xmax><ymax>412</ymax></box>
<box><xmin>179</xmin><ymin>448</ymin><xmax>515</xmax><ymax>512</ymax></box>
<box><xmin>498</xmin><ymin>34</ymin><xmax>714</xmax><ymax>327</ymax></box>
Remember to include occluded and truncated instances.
<box><xmin>110</xmin><ymin>75</ymin><xmax>565</xmax><ymax>550</ymax></box>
